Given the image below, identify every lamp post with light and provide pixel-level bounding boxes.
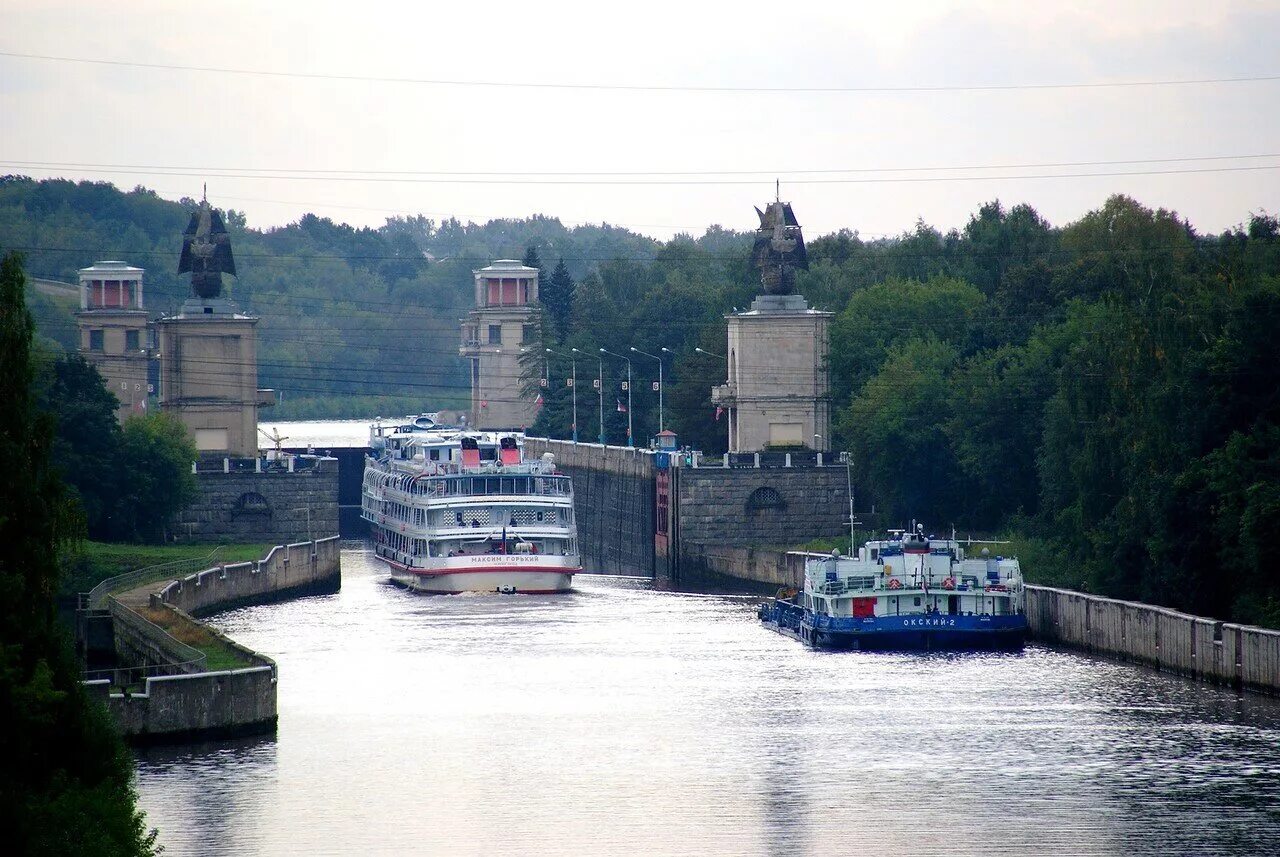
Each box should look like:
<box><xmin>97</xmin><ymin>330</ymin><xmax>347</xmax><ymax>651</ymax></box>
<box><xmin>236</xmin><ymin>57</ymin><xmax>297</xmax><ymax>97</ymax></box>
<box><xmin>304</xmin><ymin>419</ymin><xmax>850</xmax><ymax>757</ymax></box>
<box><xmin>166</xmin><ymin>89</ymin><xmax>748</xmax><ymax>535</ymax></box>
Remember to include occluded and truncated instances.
<box><xmin>630</xmin><ymin>346</ymin><xmax>669</xmax><ymax>436</ymax></box>
<box><xmin>600</xmin><ymin>348</ymin><xmax>633</xmax><ymax>447</ymax></box>
<box><xmin>547</xmin><ymin>347</ymin><xmax>579</xmax><ymax>443</ymax></box>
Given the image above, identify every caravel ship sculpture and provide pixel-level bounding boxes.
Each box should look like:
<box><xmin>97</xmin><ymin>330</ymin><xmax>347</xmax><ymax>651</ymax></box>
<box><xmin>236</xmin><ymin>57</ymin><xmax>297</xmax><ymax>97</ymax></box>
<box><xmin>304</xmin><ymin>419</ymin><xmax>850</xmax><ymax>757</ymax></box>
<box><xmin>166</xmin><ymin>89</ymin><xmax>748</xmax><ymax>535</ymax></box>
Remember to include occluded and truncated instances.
<box><xmin>177</xmin><ymin>188</ymin><xmax>237</xmax><ymax>299</ymax></box>
<box><xmin>750</xmin><ymin>194</ymin><xmax>809</xmax><ymax>295</ymax></box>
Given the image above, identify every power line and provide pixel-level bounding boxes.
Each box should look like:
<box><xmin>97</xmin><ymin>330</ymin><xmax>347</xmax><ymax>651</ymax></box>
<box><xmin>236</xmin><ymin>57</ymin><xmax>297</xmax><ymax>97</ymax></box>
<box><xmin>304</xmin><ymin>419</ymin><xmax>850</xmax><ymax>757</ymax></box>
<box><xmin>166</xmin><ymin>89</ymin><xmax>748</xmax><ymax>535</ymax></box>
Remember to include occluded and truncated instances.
<box><xmin>5</xmin><ymin>162</ymin><xmax>1278</xmax><ymax>185</ymax></box>
<box><xmin>6</xmin><ymin>151</ymin><xmax>1278</xmax><ymax>177</ymax></box>
<box><xmin>4</xmin><ymin>49</ymin><xmax>1279</xmax><ymax>94</ymax></box>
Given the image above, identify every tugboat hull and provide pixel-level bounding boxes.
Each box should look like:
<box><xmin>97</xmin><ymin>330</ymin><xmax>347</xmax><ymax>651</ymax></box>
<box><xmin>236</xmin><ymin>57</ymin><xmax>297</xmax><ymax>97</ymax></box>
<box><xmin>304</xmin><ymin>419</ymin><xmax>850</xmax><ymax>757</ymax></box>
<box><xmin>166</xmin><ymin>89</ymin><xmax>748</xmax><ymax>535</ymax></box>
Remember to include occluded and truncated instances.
<box><xmin>760</xmin><ymin>602</ymin><xmax>1027</xmax><ymax>651</ymax></box>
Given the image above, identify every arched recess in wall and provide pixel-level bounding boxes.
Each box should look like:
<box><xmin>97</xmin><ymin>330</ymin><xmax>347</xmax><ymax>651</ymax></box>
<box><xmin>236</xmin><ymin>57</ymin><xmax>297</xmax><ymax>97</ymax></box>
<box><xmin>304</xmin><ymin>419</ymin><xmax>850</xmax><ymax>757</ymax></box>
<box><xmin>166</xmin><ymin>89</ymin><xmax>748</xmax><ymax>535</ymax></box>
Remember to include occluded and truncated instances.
<box><xmin>745</xmin><ymin>486</ymin><xmax>786</xmax><ymax>515</ymax></box>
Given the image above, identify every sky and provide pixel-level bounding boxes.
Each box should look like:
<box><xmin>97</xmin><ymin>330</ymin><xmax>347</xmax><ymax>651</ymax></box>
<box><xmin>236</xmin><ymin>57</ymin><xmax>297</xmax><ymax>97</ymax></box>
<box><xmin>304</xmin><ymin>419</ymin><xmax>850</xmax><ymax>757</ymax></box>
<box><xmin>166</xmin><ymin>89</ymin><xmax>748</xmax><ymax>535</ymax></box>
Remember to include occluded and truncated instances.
<box><xmin>1</xmin><ymin>0</ymin><xmax>1278</xmax><ymax>241</ymax></box>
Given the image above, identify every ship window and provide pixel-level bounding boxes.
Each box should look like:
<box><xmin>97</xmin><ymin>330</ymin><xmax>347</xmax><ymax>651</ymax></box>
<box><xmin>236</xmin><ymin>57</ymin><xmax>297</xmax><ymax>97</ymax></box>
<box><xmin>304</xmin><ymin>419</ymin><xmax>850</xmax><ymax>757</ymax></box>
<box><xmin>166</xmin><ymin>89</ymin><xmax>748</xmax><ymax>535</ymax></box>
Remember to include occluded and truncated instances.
<box><xmin>914</xmin><ymin>597</ymin><xmax>921</xmax><ymax>607</ymax></box>
<box><xmin>536</xmin><ymin>510</ymin><xmax>544</xmax><ymax>522</ymax></box>
<box><xmin>455</xmin><ymin>512</ymin><xmax>463</xmax><ymax>525</ymax></box>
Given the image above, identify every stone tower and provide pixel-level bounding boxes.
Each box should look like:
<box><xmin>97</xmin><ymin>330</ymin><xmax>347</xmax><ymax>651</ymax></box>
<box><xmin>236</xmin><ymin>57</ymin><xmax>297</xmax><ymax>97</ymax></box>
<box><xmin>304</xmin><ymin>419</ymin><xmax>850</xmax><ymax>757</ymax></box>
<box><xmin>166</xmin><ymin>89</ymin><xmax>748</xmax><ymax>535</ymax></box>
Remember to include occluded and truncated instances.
<box><xmin>459</xmin><ymin>259</ymin><xmax>541</xmax><ymax>429</ymax></box>
<box><xmin>76</xmin><ymin>260</ymin><xmax>152</xmax><ymax>422</ymax></box>
<box><xmin>157</xmin><ymin>196</ymin><xmax>273</xmax><ymax>457</ymax></box>
<box><xmin>711</xmin><ymin>200</ymin><xmax>832</xmax><ymax>452</ymax></box>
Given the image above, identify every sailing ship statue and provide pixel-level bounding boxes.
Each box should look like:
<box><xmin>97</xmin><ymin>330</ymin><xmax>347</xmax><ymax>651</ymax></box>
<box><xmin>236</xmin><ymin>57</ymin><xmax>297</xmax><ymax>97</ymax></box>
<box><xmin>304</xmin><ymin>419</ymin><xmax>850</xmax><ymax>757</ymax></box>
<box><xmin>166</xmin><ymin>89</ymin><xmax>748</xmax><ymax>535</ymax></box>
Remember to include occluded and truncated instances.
<box><xmin>177</xmin><ymin>186</ymin><xmax>237</xmax><ymax>300</ymax></box>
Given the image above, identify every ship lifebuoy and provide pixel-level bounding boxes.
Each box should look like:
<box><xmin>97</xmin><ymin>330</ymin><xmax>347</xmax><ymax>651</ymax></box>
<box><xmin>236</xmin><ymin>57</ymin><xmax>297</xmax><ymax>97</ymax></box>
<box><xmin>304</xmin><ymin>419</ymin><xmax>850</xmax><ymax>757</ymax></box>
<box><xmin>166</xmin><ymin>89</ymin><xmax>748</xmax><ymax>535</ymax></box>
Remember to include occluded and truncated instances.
<box><xmin>888</xmin><ymin>578</ymin><xmax>902</xmax><ymax>590</ymax></box>
<box><xmin>942</xmin><ymin>576</ymin><xmax>956</xmax><ymax>590</ymax></box>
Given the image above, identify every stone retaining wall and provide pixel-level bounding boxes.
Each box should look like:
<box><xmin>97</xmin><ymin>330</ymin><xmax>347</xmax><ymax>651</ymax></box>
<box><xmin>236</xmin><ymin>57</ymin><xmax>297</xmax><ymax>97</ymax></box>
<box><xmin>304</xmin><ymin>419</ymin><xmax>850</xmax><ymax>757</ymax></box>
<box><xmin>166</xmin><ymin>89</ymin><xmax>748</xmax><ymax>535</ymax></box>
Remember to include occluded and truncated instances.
<box><xmin>105</xmin><ymin>536</ymin><xmax>341</xmax><ymax>742</ymax></box>
<box><xmin>524</xmin><ymin>439</ymin><xmax>657</xmax><ymax>576</ymax></box>
<box><xmin>688</xmin><ymin>544</ymin><xmax>1280</xmax><ymax>695</ymax></box>
<box><xmin>673</xmin><ymin>465</ymin><xmax>850</xmax><ymax>547</ymax></box>
<box><xmin>158</xmin><ymin>537</ymin><xmax>341</xmax><ymax>617</ymax></box>
<box><xmin>172</xmin><ymin>460</ymin><xmax>339</xmax><ymax>543</ymax></box>
<box><xmin>678</xmin><ymin>543</ymin><xmax>812</xmax><ymax>590</ymax></box>
<box><xmin>1025</xmin><ymin>585</ymin><xmax>1280</xmax><ymax>695</ymax></box>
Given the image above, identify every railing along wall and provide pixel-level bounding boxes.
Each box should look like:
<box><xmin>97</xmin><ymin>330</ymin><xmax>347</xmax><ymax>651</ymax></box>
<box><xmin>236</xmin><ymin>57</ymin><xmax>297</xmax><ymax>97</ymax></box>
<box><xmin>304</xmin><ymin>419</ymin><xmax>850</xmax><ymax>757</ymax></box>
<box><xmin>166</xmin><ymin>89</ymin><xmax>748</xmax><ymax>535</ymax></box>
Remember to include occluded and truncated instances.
<box><xmin>84</xmin><ymin>546</ymin><xmax>224</xmax><ymax>610</ymax></box>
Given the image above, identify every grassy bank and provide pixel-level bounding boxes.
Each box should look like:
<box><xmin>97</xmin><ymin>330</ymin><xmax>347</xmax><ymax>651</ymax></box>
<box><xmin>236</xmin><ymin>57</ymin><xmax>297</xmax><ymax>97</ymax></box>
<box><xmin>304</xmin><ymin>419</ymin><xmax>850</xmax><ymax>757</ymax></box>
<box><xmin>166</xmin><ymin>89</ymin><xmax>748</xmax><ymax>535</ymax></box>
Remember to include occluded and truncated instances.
<box><xmin>61</xmin><ymin>541</ymin><xmax>275</xmax><ymax>597</ymax></box>
<box><xmin>137</xmin><ymin>605</ymin><xmax>257</xmax><ymax>672</ymax></box>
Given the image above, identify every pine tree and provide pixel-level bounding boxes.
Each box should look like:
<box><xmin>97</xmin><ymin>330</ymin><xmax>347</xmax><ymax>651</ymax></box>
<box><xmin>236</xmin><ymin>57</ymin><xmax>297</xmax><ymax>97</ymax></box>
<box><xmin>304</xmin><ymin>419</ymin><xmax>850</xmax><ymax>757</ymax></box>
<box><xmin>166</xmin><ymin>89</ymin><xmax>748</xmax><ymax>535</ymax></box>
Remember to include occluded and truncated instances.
<box><xmin>541</xmin><ymin>258</ymin><xmax>576</xmax><ymax>343</ymax></box>
<box><xmin>0</xmin><ymin>250</ymin><xmax>159</xmax><ymax>855</ymax></box>
<box><xmin>521</xmin><ymin>245</ymin><xmax>542</xmax><ymax>273</ymax></box>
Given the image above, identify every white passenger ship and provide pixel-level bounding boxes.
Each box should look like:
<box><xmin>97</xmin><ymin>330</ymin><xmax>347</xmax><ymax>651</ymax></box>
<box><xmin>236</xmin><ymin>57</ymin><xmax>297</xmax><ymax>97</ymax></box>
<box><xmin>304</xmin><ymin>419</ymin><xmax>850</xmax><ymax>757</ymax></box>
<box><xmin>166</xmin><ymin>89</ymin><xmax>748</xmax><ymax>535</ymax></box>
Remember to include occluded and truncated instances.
<box><xmin>361</xmin><ymin>415</ymin><xmax>580</xmax><ymax>594</ymax></box>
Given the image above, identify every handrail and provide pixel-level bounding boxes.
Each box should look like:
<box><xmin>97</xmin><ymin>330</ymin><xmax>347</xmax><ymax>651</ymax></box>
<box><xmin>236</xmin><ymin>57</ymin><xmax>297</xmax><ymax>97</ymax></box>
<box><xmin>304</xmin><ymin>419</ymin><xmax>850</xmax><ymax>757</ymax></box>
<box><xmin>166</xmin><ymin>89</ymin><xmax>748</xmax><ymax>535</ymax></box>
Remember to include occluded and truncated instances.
<box><xmin>83</xmin><ymin>546</ymin><xmax>224</xmax><ymax>610</ymax></box>
<box><xmin>105</xmin><ymin>596</ymin><xmax>208</xmax><ymax>676</ymax></box>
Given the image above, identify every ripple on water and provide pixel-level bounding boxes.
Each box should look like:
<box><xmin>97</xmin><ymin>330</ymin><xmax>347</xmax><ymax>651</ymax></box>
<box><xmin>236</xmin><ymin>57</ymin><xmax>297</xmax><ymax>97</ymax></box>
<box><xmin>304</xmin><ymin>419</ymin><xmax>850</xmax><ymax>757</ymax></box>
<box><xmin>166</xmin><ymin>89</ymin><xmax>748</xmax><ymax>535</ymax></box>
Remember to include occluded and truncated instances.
<box><xmin>135</xmin><ymin>548</ymin><xmax>1280</xmax><ymax>856</ymax></box>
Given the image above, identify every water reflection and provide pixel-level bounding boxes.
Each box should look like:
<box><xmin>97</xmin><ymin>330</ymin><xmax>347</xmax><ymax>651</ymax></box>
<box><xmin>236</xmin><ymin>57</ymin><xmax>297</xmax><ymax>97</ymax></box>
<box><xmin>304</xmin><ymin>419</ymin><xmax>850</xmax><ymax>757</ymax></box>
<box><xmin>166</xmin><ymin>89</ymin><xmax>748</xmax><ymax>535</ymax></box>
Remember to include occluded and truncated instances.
<box><xmin>135</xmin><ymin>547</ymin><xmax>1280</xmax><ymax>856</ymax></box>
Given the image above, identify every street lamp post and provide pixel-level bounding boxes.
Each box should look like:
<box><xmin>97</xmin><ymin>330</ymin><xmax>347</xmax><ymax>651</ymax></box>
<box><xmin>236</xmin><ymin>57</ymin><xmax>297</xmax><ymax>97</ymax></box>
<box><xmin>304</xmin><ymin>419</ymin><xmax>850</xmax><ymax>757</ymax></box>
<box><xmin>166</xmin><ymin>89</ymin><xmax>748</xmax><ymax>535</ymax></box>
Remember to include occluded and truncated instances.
<box><xmin>595</xmin><ymin>352</ymin><xmax>605</xmax><ymax>444</ymax></box>
<box><xmin>630</xmin><ymin>346</ymin><xmax>669</xmax><ymax>436</ymax></box>
<box><xmin>547</xmin><ymin>348</ymin><xmax>579</xmax><ymax>443</ymax></box>
<box><xmin>696</xmin><ymin>346</ymin><xmax>728</xmax><ymax>449</ymax></box>
<box><xmin>600</xmin><ymin>348</ymin><xmax>633</xmax><ymax>447</ymax></box>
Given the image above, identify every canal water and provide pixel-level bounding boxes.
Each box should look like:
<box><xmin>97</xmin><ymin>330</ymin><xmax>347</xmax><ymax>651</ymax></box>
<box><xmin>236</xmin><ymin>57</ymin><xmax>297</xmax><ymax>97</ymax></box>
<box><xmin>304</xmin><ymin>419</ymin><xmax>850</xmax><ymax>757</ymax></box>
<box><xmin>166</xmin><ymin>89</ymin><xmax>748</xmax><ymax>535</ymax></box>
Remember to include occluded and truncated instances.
<box><xmin>135</xmin><ymin>546</ymin><xmax>1280</xmax><ymax>856</ymax></box>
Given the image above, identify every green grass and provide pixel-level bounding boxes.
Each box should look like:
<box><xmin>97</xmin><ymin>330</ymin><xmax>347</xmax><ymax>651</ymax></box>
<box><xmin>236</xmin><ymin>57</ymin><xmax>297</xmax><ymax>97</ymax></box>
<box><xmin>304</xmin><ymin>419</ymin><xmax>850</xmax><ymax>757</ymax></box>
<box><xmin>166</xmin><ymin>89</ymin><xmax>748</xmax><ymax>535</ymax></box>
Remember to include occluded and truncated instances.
<box><xmin>61</xmin><ymin>541</ymin><xmax>276</xmax><ymax>597</ymax></box>
<box><xmin>139</xmin><ymin>605</ymin><xmax>257</xmax><ymax>671</ymax></box>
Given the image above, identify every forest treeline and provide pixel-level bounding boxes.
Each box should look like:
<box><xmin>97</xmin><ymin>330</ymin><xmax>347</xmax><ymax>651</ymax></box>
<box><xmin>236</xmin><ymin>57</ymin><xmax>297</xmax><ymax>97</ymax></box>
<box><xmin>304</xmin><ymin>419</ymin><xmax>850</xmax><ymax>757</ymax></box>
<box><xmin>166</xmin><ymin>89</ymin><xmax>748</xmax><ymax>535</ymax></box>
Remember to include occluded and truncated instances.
<box><xmin>4</xmin><ymin>176</ymin><xmax>1279</xmax><ymax>625</ymax></box>
<box><xmin>1</xmin><ymin>176</ymin><xmax>661</xmax><ymax>418</ymax></box>
<box><xmin>523</xmin><ymin>196</ymin><xmax>1280</xmax><ymax>628</ymax></box>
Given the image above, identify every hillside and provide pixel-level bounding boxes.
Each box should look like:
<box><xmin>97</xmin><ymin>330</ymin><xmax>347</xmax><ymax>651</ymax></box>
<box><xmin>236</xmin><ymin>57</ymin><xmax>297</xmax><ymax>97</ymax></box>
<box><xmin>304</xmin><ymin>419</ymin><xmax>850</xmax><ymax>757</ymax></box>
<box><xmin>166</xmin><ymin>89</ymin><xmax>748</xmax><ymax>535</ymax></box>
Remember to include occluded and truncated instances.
<box><xmin>0</xmin><ymin>176</ymin><xmax>667</xmax><ymax>417</ymax></box>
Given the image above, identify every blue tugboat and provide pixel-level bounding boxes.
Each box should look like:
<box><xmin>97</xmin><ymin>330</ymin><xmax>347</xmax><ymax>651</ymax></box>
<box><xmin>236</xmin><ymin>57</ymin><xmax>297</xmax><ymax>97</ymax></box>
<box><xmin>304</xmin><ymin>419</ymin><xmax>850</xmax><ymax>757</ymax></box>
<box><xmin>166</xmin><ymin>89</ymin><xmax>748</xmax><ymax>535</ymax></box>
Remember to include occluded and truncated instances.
<box><xmin>759</xmin><ymin>525</ymin><xmax>1027</xmax><ymax>651</ymax></box>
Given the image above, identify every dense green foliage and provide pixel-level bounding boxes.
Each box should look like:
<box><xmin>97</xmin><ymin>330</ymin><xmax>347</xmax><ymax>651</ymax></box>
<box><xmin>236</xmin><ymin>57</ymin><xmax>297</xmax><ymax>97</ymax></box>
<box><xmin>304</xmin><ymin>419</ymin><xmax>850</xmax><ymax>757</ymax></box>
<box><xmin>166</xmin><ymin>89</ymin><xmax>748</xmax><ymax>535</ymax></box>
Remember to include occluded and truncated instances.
<box><xmin>6</xmin><ymin>176</ymin><xmax>1280</xmax><ymax>626</ymax></box>
<box><xmin>0</xmin><ymin>251</ymin><xmax>158</xmax><ymax>855</ymax></box>
<box><xmin>36</xmin><ymin>354</ymin><xmax>197</xmax><ymax>542</ymax></box>
<box><xmin>1</xmin><ymin>176</ymin><xmax>661</xmax><ymax>418</ymax></box>
<box><xmin>60</xmin><ymin>541</ymin><xmax>274</xmax><ymax>598</ymax></box>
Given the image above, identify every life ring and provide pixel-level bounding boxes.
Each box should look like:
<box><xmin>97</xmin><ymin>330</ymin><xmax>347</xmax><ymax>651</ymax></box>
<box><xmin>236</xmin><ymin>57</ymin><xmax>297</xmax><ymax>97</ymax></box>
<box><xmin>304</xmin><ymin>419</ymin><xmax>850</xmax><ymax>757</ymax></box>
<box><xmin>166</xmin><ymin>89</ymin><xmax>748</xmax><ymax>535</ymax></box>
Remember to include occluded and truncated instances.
<box><xmin>888</xmin><ymin>578</ymin><xmax>902</xmax><ymax>590</ymax></box>
<box><xmin>942</xmin><ymin>577</ymin><xmax>956</xmax><ymax>590</ymax></box>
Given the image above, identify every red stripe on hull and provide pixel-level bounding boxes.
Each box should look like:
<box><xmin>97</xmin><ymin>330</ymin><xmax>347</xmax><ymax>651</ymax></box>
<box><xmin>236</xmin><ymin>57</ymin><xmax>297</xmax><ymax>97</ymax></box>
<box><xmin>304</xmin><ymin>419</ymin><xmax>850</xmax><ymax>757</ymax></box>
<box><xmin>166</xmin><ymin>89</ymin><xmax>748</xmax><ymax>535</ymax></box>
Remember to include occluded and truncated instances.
<box><xmin>377</xmin><ymin>556</ymin><xmax>580</xmax><ymax>577</ymax></box>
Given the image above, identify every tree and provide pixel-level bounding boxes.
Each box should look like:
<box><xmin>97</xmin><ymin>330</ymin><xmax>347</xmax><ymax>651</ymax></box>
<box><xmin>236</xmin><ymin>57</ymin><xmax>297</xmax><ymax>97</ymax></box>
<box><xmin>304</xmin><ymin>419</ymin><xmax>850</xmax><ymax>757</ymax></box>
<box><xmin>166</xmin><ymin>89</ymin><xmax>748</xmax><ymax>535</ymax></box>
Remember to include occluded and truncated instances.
<box><xmin>0</xmin><ymin>250</ymin><xmax>159</xmax><ymax>855</ymax></box>
<box><xmin>521</xmin><ymin>245</ymin><xmax>542</xmax><ymax>272</ymax></box>
<box><xmin>118</xmin><ymin>412</ymin><xmax>198</xmax><ymax>542</ymax></box>
<box><xmin>838</xmin><ymin>338</ymin><xmax>964</xmax><ymax>523</ymax></box>
<box><xmin>38</xmin><ymin>355</ymin><xmax>123</xmax><ymax>539</ymax></box>
<box><xmin>541</xmin><ymin>257</ymin><xmax>576</xmax><ymax>342</ymax></box>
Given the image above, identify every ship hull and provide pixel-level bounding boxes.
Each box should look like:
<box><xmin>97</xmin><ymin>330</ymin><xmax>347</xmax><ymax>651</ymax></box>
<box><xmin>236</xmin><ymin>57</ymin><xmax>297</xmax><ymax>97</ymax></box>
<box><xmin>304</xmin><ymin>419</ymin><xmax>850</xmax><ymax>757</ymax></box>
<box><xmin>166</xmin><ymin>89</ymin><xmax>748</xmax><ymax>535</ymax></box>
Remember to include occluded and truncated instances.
<box><xmin>379</xmin><ymin>556</ymin><xmax>578</xmax><ymax>595</ymax></box>
<box><xmin>760</xmin><ymin>602</ymin><xmax>1026</xmax><ymax>651</ymax></box>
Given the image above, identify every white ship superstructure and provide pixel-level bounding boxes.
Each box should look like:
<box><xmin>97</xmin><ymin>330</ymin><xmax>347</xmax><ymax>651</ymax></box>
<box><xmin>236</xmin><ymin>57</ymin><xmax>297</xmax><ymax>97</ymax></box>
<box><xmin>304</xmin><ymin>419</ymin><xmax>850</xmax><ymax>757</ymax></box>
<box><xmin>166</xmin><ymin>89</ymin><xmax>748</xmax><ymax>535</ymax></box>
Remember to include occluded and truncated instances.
<box><xmin>362</xmin><ymin>416</ymin><xmax>580</xmax><ymax>594</ymax></box>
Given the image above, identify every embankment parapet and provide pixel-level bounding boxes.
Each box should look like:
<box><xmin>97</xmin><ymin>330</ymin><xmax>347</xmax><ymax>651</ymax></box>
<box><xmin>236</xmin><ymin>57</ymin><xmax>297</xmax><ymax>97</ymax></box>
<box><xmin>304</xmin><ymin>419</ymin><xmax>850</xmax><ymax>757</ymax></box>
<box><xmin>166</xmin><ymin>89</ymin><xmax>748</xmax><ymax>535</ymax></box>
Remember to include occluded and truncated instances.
<box><xmin>104</xmin><ymin>536</ymin><xmax>340</xmax><ymax>742</ymax></box>
<box><xmin>690</xmin><ymin>544</ymin><xmax>1279</xmax><ymax>696</ymax></box>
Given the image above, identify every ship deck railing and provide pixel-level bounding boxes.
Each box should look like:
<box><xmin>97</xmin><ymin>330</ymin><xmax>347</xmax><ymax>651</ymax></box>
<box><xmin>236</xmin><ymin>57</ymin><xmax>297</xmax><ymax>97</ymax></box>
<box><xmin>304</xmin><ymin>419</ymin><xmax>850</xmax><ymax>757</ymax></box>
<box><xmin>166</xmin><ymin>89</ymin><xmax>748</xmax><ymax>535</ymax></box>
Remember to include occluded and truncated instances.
<box><xmin>376</xmin><ymin>458</ymin><xmax>558</xmax><ymax>477</ymax></box>
<box><xmin>812</xmin><ymin>576</ymin><xmax>1020</xmax><ymax>597</ymax></box>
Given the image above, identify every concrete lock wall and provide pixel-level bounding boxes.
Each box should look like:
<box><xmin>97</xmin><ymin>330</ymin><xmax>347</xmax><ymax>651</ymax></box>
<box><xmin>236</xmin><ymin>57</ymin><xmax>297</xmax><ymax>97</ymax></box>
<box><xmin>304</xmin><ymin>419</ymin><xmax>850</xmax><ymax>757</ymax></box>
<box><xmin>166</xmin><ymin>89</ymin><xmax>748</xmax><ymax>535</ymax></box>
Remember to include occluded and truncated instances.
<box><xmin>159</xmin><ymin>536</ymin><xmax>342</xmax><ymax>617</ymax></box>
<box><xmin>524</xmin><ymin>439</ymin><xmax>854</xmax><ymax>580</ymax></box>
<box><xmin>673</xmin><ymin>466</ymin><xmax>851</xmax><ymax>546</ymax></box>
<box><xmin>106</xmin><ymin>537</ymin><xmax>341</xmax><ymax>741</ymax></box>
<box><xmin>678</xmin><ymin>544</ymin><xmax>812</xmax><ymax>591</ymax></box>
<box><xmin>172</xmin><ymin>459</ymin><xmax>340</xmax><ymax>543</ymax></box>
<box><xmin>1026</xmin><ymin>586</ymin><xmax>1280</xmax><ymax>695</ymax></box>
<box><xmin>679</xmin><ymin>544</ymin><xmax>1279</xmax><ymax>696</ymax></box>
<box><xmin>523</xmin><ymin>439</ymin><xmax>656</xmax><ymax>576</ymax></box>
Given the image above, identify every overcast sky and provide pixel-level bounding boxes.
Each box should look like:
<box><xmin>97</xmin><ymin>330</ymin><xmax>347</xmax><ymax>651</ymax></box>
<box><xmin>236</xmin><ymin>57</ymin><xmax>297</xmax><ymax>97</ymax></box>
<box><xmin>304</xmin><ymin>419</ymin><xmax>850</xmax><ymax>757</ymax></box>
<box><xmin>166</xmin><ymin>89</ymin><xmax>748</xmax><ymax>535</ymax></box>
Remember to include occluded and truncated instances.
<box><xmin>2</xmin><ymin>0</ymin><xmax>1277</xmax><ymax>240</ymax></box>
